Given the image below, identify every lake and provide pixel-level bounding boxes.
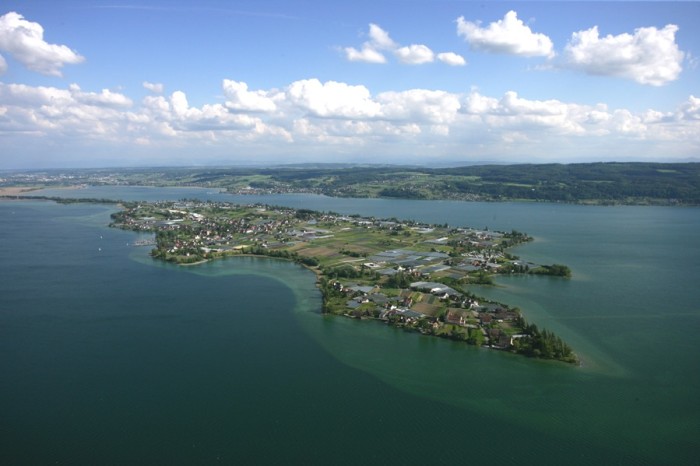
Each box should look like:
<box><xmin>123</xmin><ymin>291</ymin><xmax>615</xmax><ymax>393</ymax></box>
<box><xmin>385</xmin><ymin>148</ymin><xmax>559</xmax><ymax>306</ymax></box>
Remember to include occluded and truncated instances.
<box><xmin>1</xmin><ymin>186</ymin><xmax>698</xmax><ymax>464</ymax></box>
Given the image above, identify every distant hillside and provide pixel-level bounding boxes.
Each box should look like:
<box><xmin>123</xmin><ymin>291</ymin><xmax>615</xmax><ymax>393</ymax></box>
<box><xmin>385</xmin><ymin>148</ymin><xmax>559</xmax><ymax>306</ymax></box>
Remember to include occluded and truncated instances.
<box><xmin>231</xmin><ymin>162</ymin><xmax>700</xmax><ymax>205</ymax></box>
<box><xmin>4</xmin><ymin>162</ymin><xmax>700</xmax><ymax>205</ymax></box>
<box><xmin>427</xmin><ymin>162</ymin><xmax>700</xmax><ymax>204</ymax></box>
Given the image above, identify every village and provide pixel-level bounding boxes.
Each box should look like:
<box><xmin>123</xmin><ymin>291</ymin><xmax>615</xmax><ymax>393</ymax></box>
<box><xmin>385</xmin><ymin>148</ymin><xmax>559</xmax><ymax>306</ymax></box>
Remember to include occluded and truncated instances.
<box><xmin>110</xmin><ymin>200</ymin><xmax>576</xmax><ymax>363</ymax></box>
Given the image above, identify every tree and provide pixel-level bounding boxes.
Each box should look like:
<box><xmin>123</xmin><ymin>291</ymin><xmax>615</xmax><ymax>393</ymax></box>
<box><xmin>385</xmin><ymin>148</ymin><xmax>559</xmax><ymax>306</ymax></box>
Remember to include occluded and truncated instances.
<box><xmin>467</xmin><ymin>327</ymin><xmax>484</xmax><ymax>346</ymax></box>
<box><xmin>387</xmin><ymin>271</ymin><xmax>410</xmax><ymax>288</ymax></box>
<box><xmin>472</xmin><ymin>271</ymin><xmax>494</xmax><ymax>285</ymax></box>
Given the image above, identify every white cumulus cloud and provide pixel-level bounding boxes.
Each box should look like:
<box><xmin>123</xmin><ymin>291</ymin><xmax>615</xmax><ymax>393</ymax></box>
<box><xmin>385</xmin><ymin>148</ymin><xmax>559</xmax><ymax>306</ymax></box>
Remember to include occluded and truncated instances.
<box><xmin>456</xmin><ymin>10</ymin><xmax>554</xmax><ymax>58</ymax></box>
<box><xmin>678</xmin><ymin>95</ymin><xmax>700</xmax><ymax>121</ymax></box>
<box><xmin>563</xmin><ymin>24</ymin><xmax>684</xmax><ymax>86</ymax></box>
<box><xmin>286</xmin><ymin>79</ymin><xmax>381</xmax><ymax>118</ymax></box>
<box><xmin>344</xmin><ymin>23</ymin><xmax>463</xmax><ymax>67</ymax></box>
<box><xmin>343</xmin><ymin>23</ymin><xmax>395</xmax><ymax>64</ymax></box>
<box><xmin>139</xmin><ymin>90</ymin><xmax>271</xmax><ymax>136</ymax></box>
<box><xmin>170</xmin><ymin>91</ymin><xmax>190</xmax><ymax>118</ymax></box>
<box><xmin>344</xmin><ymin>46</ymin><xmax>387</xmax><ymax>64</ymax></box>
<box><xmin>222</xmin><ymin>79</ymin><xmax>278</xmax><ymax>113</ymax></box>
<box><xmin>0</xmin><ymin>12</ymin><xmax>84</xmax><ymax>76</ymax></box>
<box><xmin>367</xmin><ymin>23</ymin><xmax>397</xmax><ymax>50</ymax></box>
<box><xmin>464</xmin><ymin>90</ymin><xmax>618</xmax><ymax>136</ymax></box>
<box><xmin>437</xmin><ymin>52</ymin><xmax>466</xmax><ymax>66</ymax></box>
<box><xmin>143</xmin><ymin>81</ymin><xmax>164</xmax><ymax>93</ymax></box>
<box><xmin>69</xmin><ymin>84</ymin><xmax>133</xmax><ymax>108</ymax></box>
<box><xmin>395</xmin><ymin>44</ymin><xmax>435</xmax><ymax>65</ymax></box>
<box><xmin>0</xmin><ymin>82</ymin><xmax>129</xmax><ymax>138</ymax></box>
<box><xmin>378</xmin><ymin>89</ymin><xmax>461</xmax><ymax>124</ymax></box>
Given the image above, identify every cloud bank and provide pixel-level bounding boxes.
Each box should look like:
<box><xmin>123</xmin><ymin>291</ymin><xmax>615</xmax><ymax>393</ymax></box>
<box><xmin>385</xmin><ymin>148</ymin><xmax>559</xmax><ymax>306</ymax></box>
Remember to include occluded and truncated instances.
<box><xmin>1</xmin><ymin>78</ymin><xmax>697</xmax><ymax>165</ymax></box>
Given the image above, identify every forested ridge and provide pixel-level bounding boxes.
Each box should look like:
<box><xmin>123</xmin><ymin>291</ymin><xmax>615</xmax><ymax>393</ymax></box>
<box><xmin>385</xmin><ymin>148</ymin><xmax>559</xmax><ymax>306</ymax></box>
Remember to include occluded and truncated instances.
<box><xmin>436</xmin><ymin>162</ymin><xmax>700</xmax><ymax>203</ymax></box>
<box><xmin>4</xmin><ymin>162</ymin><xmax>699</xmax><ymax>205</ymax></box>
<box><xmin>217</xmin><ymin>162</ymin><xmax>700</xmax><ymax>205</ymax></box>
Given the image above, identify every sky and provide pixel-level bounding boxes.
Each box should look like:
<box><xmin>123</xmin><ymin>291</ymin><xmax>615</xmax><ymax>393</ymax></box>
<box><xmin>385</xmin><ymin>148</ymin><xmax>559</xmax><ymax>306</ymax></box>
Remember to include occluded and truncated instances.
<box><xmin>0</xmin><ymin>1</ymin><xmax>699</xmax><ymax>169</ymax></box>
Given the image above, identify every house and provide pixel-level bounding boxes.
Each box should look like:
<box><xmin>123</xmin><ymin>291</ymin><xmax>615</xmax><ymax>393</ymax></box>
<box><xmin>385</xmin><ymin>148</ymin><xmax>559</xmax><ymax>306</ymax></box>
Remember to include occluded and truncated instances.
<box><xmin>478</xmin><ymin>303</ymin><xmax>501</xmax><ymax>313</ymax></box>
<box><xmin>445</xmin><ymin>308</ymin><xmax>467</xmax><ymax>326</ymax></box>
<box><xmin>399</xmin><ymin>309</ymin><xmax>424</xmax><ymax>319</ymax></box>
<box><xmin>487</xmin><ymin>328</ymin><xmax>512</xmax><ymax>349</ymax></box>
<box><xmin>494</xmin><ymin>308</ymin><xmax>519</xmax><ymax>322</ymax></box>
<box><xmin>421</xmin><ymin>264</ymin><xmax>451</xmax><ymax>274</ymax></box>
<box><xmin>369</xmin><ymin>293</ymin><xmax>388</xmax><ymax>305</ymax></box>
<box><xmin>510</xmin><ymin>334</ymin><xmax>528</xmax><ymax>346</ymax></box>
<box><xmin>345</xmin><ymin>299</ymin><xmax>362</xmax><ymax>309</ymax></box>
<box><xmin>345</xmin><ymin>284</ymin><xmax>376</xmax><ymax>295</ymax></box>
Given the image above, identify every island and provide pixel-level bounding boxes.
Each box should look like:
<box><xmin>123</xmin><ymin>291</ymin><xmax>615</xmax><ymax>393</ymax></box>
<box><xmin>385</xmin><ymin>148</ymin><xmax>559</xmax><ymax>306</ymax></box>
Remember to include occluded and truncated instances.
<box><xmin>110</xmin><ymin>200</ymin><xmax>577</xmax><ymax>364</ymax></box>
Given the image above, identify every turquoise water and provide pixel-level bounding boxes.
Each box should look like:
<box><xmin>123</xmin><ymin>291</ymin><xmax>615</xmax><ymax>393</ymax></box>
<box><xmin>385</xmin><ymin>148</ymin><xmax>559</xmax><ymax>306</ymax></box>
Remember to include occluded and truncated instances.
<box><xmin>2</xmin><ymin>191</ymin><xmax>699</xmax><ymax>464</ymax></box>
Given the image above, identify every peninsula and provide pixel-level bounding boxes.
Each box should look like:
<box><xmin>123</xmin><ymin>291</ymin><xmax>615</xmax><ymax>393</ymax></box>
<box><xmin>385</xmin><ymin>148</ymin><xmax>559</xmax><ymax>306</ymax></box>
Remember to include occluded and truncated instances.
<box><xmin>111</xmin><ymin>200</ymin><xmax>577</xmax><ymax>364</ymax></box>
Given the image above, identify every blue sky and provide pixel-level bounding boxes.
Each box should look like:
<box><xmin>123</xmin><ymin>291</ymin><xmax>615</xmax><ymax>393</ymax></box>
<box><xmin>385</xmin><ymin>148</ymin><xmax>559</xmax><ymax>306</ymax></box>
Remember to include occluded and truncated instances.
<box><xmin>1</xmin><ymin>1</ymin><xmax>698</xmax><ymax>168</ymax></box>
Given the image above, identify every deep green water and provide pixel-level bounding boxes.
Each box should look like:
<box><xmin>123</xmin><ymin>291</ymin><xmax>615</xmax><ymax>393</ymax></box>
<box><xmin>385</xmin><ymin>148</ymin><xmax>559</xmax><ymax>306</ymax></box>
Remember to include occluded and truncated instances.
<box><xmin>2</xmin><ymin>189</ymin><xmax>699</xmax><ymax>464</ymax></box>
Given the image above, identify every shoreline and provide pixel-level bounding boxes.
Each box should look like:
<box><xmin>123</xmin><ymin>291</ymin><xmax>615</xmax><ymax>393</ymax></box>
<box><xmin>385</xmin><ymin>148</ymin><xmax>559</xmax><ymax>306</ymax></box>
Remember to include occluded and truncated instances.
<box><xmin>0</xmin><ymin>187</ymin><xmax>42</xmax><ymax>196</ymax></box>
<box><xmin>164</xmin><ymin>251</ymin><xmax>578</xmax><ymax>365</ymax></box>
<box><xmin>178</xmin><ymin>259</ymin><xmax>210</xmax><ymax>266</ymax></box>
<box><xmin>2</xmin><ymin>184</ymin><xmax>699</xmax><ymax>207</ymax></box>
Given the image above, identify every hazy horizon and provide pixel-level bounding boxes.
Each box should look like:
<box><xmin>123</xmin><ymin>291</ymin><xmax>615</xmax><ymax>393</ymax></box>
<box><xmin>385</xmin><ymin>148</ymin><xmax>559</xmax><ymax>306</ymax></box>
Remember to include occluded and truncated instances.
<box><xmin>4</xmin><ymin>159</ymin><xmax>700</xmax><ymax>175</ymax></box>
